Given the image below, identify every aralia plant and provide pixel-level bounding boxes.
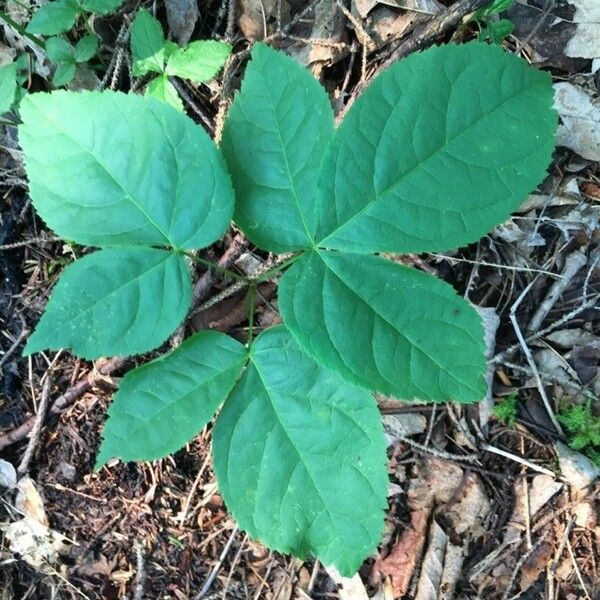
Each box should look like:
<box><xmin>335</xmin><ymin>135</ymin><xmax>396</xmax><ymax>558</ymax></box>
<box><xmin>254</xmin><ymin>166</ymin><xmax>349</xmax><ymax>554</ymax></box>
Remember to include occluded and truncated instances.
<box><xmin>18</xmin><ymin>41</ymin><xmax>556</xmax><ymax>574</ymax></box>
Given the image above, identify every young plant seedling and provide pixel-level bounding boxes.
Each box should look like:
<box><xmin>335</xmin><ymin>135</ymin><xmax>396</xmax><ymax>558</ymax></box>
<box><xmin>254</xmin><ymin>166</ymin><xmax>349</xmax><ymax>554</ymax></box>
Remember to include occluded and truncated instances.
<box><xmin>558</xmin><ymin>402</ymin><xmax>600</xmax><ymax>466</ymax></box>
<box><xmin>18</xmin><ymin>41</ymin><xmax>557</xmax><ymax>574</ymax></box>
<box><xmin>27</xmin><ymin>0</ymin><xmax>124</xmax><ymax>36</ymax></box>
<box><xmin>46</xmin><ymin>34</ymin><xmax>98</xmax><ymax>86</ymax></box>
<box><xmin>473</xmin><ymin>0</ymin><xmax>515</xmax><ymax>44</ymax></box>
<box><xmin>0</xmin><ymin>54</ymin><xmax>31</xmax><ymax>114</ymax></box>
<box><xmin>130</xmin><ymin>8</ymin><xmax>231</xmax><ymax>112</ymax></box>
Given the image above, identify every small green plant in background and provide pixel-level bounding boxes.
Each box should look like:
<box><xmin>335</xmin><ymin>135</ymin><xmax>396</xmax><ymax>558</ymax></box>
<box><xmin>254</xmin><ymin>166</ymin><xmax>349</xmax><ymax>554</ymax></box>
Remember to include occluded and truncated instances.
<box><xmin>494</xmin><ymin>394</ymin><xmax>518</xmax><ymax>427</ymax></box>
<box><xmin>18</xmin><ymin>40</ymin><xmax>557</xmax><ymax>574</ymax></box>
<box><xmin>26</xmin><ymin>0</ymin><xmax>124</xmax><ymax>35</ymax></box>
<box><xmin>473</xmin><ymin>0</ymin><xmax>515</xmax><ymax>44</ymax></box>
<box><xmin>0</xmin><ymin>54</ymin><xmax>31</xmax><ymax>115</ymax></box>
<box><xmin>46</xmin><ymin>34</ymin><xmax>98</xmax><ymax>86</ymax></box>
<box><xmin>130</xmin><ymin>8</ymin><xmax>231</xmax><ymax>112</ymax></box>
<box><xmin>558</xmin><ymin>402</ymin><xmax>600</xmax><ymax>467</ymax></box>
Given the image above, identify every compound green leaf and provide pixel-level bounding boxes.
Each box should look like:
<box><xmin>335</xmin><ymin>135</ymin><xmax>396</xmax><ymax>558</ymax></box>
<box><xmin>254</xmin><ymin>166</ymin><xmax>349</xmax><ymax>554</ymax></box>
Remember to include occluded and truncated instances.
<box><xmin>315</xmin><ymin>42</ymin><xmax>557</xmax><ymax>254</ymax></box>
<box><xmin>96</xmin><ymin>331</ymin><xmax>247</xmax><ymax>467</ymax></box>
<box><xmin>146</xmin><ymin>74</ymin><xmax>184</xmax><ymax>112</ymax></box>
<box><xmin>165</xmin><ymin>40</ymin><xmax>231</xmax><ymax>82</ymax></box>
<box><xmin>213</xmin><ymin>326</ymin><xmax>387</xmax><ymax>575</ymax></box>
<box><xmin>19</xmin><ymin>90</ymin><xmax>234</xmax><ymax>249</ymax></box>
<box><xmin>52</xmin><ymin>61</ymin><xmax>76</xmax><ymax>87</ymax></box>
<box><xmin>46</xmin><ymin>37</ymin><xmax>74</xmax><ymax>63</ymax></box>
<box><xmin>24</xmin><ymin>247</ymin><xmax>192</xmax><ymax>359</ymax></box>
<box><xmin>130</xmin><ymin>8</ymin><xmax>165</xmax><ymax>76</ymax></box>
<box><xmin>0</xmin><ymin>63</ymin><xmax>17</xmax><ymax>113</ymax></box>
<box><xmin>78</xmin><ymin>0</ymin><xmax>124</xmax><ymax>14</ymax></box>
<box><xmin>74</xmin><ymin>34</ymin><xmax>98</xmax><ymax>62</ymax></box>
<box><xmin>279</xmin><ymin>251</ymin><xmax>487</xmax><ymax>402</ymax></box>
<box><xmin>221</xmin><ymin>43</ymin><xmax>333</xmax><ymax>252</ymax></box>
<box><xmin>27</xmin><ymin>0</ymin><xmax>78</xmax><ymax>35</ymax></box>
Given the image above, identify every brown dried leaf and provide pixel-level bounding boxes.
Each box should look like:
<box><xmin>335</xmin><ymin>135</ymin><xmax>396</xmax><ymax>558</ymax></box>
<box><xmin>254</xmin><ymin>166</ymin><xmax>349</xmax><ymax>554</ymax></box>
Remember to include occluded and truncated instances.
<box><xmin>519</xmin><ymin>541</ymin><xmax>554</xmax><ymax>592</ymax></box>
<box><xmin>414</xmin><ymin>520</ymin><xmax>447</xmax><ymax>600</ymax></box>
<box><xmin>165</xmin><ymin>0</ymin><xmax>199</xmax><ymax>45</ymax></box>
<box><xmin>371</xmin><ymin>507</ymin><xmax>430</xmax><ymax>596</ymax></box>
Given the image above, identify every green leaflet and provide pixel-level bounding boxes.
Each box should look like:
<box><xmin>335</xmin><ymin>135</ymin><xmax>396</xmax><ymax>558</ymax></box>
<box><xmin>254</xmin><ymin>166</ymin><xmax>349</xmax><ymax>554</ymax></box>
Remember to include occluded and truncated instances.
<box><xmin>18</xmin><ymin>91</ymin><xmax>233</xmax><ymax>250</ymax></box>
<box><xmin>96</xmin><ymin>331</ymin><xmax>247</xmax><ymax>467</ymax></box>
<box><xmin>27</xmin><ymin>0</ymin><xmax>78</xmax><ymax>35</ymax></box>
<box><xmin>0</xmin><ymin>63</ymin><xmax>17</xmax><ymax>113</ymax></box>
<box><xmin>74</xmin><ymin>35</ymin><xmax>98</xmax><ymax>62</ymax></box>
<box><xmin>146</xmin><ymin>75</ymin><xmax>184</xmax><ymax>112</ymax></box>
<box><xmin>314</xmin><ymin>42</ymin><xmax>557</xmax><ymax>253</ymax></box>
<box><xmin>221</xmin><ymin>43</ymin><xmax>334</xmax><ymax>252</ymax></box>
<box><xmin>24</xmin><ymin>247</ymin><xmax>191</xmax><ymax>359</ymax></box>
<box><xmin>46</xmin><ymin>37</ymin><xmax>74</xmax><ymax>63</ymax></box>
<box><xmin>131</xmin><ymin>8</ymin><xmax>165</xmax><ymax>76</ymax></box>
<box><xmin>78</xmin><ymin>0</ymin><xmax>124</xmax><ymax>14</ymax></box>
<box><xmin>212</xmin><ymin>326</ymin><xmax>387</xmax><ymax>575</ymax></box>
<box><xmin>165</xmin><ymin>40</ymin><xmax>231</xmax><ymax>82</ymax></box>
<box><xmin>52</xmin><ymin>61</ymin><xmax>76</xmax><ymax>86</ymax></box>
<box><xmin>279</xmin><ymin>251</ymin><xmax>487</xmax><ymax>402</ymax></box>
<box><xmin>46</xmin><ymin>36</ymin><xmax>98</xmax><ymax>87</ymax></box>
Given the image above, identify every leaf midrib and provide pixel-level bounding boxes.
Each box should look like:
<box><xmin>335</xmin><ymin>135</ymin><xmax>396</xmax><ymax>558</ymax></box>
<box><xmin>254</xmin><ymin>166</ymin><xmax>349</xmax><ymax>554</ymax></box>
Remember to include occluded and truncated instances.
<box><xmin>318</xmin><ymin>251</ymin><xmax>483</xmax><ymax>396</ymax></box>
<box><xmin>250</xmin><ymin>358</ymin><xmax>352</xmax><ymax>564</ymax></box>
<box><xmin>255</xmin><ymin>52</ymin><xmax>314</xmax><ymax>246</ymax></box>
<box><xmin>318</xmin><ymin>79</ymin><xmax>543</xmax><ymax>246</ymax></box>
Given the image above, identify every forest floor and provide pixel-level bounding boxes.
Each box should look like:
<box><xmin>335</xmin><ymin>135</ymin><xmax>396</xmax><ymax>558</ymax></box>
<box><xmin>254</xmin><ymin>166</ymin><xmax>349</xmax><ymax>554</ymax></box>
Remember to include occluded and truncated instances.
<box><xmin>0</xmin><ymin>0</ymin><xmax>599</xmax><ymax>598</ymax></box>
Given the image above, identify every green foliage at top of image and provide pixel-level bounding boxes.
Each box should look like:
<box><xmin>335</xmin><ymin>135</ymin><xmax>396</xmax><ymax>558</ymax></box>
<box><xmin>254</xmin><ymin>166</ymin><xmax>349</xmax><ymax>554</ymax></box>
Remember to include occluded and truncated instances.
<box><xmin>130</xmin><ymin>8</ymin><xmax>231</xmax><ymax>112</ymax></box>
<box><xmin>18</xmin><ymin>40</ymin><xmax>557</xmax><ymax>574</ymax></box>
<box><xmin>27</xmin><ymin>0</ymin><xmax>124</xmax><ymax>35</ymax></box>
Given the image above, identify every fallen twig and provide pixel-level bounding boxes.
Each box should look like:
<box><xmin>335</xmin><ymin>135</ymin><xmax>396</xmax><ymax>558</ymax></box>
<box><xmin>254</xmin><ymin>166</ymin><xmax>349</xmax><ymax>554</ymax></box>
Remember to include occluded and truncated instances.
<box><xmin>0</xmin><ymin>356</ymin><xmax>127</xmax><ymax>451</ymax></box>
<box><xmin>527</xmin><ymin>250</ymin><xmax>587</xmax><ymax>333</ymax></box>
<box><xmin>17</xmin><ymin>377</ymin><xmax>51</xmax><ymax>474</ymax></box>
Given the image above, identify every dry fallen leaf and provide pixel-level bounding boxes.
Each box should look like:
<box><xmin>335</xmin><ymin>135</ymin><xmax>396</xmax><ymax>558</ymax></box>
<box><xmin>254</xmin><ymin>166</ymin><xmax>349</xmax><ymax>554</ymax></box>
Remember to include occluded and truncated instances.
<box><xmin>16</xmin><ymin>476</ymin><xmax>48</xmax><ymax>526</ymax></box>
<box><xmin>0</xmin><ymin>458</ymin><xmax>17</xmax><ymax>489</ymax></box>
<box><xmin>563</xmin><ymin>0</ymin><xmax>600</xmax><ymax>60</ymax></box>
<box><xmin>371</xmin><ymin>506</ymin><xmax>430</xmax><ymax>596</ymax></box>
<box><xmin>555</xmin><ymin>441</ymin><xmax>600</xmax><ymax>489</ymax></box>
<box><xmin>554</xmin><ymin>82</ymin><xmax>600</xmax><ymax>162</ymax></box>
<box><xmin>414</xmin><ymin>520</ymin><xmax>447</xmax><ymax>600</ymax></box>
<box><xmin>3</xmin><ymin>517</ymin><xmax>70</xmax><ymax>573</ymax></box>
<box><xmin>326</xmin><ymin>566</ymin><xmax>370</xmax><ymax>600</ymax></box>
<box><xmin>165</xmin><ymin>0</ymin><xmax>199</xmax><ymax>45</ymax></box>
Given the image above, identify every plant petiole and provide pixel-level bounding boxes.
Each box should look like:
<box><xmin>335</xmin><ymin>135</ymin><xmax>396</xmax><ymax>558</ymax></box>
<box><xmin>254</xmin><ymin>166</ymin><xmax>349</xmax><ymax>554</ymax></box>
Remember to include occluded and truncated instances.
<box><xmin>0</xmin><ymin>10</ymin><xmax>45</xmax><ymax>49</ymax></box>
<box><xmin>246</xmin><ymin>284</ymin><xmax>257</xmax><ymax>346</ymax></box>
<box><xmin>185</xmin><ymin>252</ymin><xmax>246</xmax><ymax>282</ymax></box>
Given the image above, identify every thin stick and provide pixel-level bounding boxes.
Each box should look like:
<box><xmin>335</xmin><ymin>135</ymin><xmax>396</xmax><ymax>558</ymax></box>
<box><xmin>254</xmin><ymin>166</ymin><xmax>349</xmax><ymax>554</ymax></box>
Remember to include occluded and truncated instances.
<box><xmin>192</xmin><ymin>234</ymin><xmax>247</xmax><ymax>304</ymax></box>
<box><xmin>0</xmin><ymin>356</ymin><xmax>127</xmax><ymax>451</ymax></box>
<box><xmin>0</xmin><ymin>324</ymin><xmax>28</xmax><ymax>372</ymax></box>
<box><xmin>340</xmin><ymin>0</ymin><xmax>490</xmax><ymax>117</ymax></box>
<box><xmin>176</xmin><ymin>452</ymin><xmax>211</xmax><ymax>525</ymax></box>
<box><xmin>17</xmin><ymin>377</ymin><xmax>51</xmax><ymax>474</ymax></box>
<box><xmin>509</xmin><ymin>280</ymin><xmax>564</xmax><ymax>435</ymax></box>
<box><xmin>501</xmin><ymin>532</ymin><xmax>550</xmax><ymax>600</ymax></box>
<box><xmin>133</xmin><ymin>542</ymin><xmax>146</xmax><ymax>600</ymax></box>
<box><xmin>481</xmin><ymin>443</ymin><xmax>556</xmax><ymax>477</ymax></box>
<box><xmin>169</xmin><ymin>78</ymin><xmax>214</xmax><ymax>134</ymax></box>
<box><xmin>196</xmin><ymin>525</ymin><xmax>240</xmax><ymax>599</ymax></box>
<box><xmin>527</xmin><ymin>251</ymin><xmax>587</xmax><ymax>333</ymax></box>
<box><xmin>566</xmin><ymin>532</ymin><xmax>592</xmax><ymax>600</ymax></box>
